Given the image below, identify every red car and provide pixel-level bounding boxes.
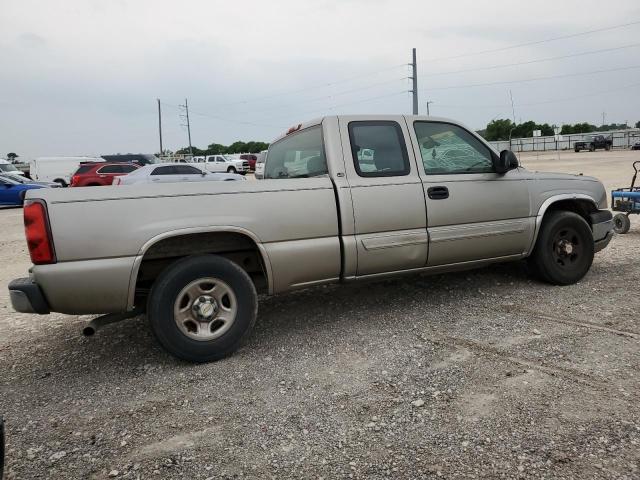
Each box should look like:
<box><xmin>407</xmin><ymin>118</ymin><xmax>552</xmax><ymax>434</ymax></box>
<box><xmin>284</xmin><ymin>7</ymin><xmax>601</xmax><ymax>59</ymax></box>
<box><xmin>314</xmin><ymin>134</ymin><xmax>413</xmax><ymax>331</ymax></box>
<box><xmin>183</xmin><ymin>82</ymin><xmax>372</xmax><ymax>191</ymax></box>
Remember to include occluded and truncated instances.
<box><xmin>70</xmin><ymin>162</ymin><xmax>140</xmax><ymax>187</ymax></box>
<box><xmin>239</xmin><ymin>154</ymin><xmax>257</xmax><ymax>171</ymax></box>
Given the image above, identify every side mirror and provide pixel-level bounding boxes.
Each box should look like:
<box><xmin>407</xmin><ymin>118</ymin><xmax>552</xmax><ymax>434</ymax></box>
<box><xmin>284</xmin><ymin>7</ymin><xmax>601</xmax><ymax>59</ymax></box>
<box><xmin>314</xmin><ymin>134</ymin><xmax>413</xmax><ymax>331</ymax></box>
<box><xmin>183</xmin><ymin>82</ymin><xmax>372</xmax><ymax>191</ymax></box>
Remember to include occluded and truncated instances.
<box><xmin>495</xmin><ymin>150</ymin><xmax>519</xmax><ymax>174</ymax></box>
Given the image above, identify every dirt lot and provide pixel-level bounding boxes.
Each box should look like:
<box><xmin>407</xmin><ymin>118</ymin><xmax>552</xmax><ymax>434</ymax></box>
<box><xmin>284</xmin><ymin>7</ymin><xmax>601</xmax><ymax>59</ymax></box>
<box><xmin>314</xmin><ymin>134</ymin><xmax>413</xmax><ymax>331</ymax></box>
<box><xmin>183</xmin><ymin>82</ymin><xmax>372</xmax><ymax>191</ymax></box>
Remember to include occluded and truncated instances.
<box><xmin>1</xmin><ymin>150</ymin><xmax>640</xmax><ymax>479</ymax></box>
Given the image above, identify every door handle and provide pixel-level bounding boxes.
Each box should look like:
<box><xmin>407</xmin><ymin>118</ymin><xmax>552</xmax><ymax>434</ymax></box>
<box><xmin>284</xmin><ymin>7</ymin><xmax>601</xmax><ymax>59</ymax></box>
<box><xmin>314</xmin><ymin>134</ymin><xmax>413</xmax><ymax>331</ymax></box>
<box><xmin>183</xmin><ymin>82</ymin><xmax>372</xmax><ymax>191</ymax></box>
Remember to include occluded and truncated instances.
<box><xmin>427</xmin><ymin>186</ymin><xmax>449</xmax><ymax>200</ymax></box>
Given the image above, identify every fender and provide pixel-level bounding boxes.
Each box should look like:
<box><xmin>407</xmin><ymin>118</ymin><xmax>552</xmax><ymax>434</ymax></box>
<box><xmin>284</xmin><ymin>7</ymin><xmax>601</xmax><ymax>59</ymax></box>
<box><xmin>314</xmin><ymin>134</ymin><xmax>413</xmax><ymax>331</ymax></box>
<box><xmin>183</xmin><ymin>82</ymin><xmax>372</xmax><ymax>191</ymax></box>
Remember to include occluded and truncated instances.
<box><xmin>126</xmin><ymin>225</ymin><xmax>274</xmax><ymax>310</ymax></box>
<box><xmin>526</xmin><ymin>193</ymin><xmax>598</xmax><ymax>255</ymax></box>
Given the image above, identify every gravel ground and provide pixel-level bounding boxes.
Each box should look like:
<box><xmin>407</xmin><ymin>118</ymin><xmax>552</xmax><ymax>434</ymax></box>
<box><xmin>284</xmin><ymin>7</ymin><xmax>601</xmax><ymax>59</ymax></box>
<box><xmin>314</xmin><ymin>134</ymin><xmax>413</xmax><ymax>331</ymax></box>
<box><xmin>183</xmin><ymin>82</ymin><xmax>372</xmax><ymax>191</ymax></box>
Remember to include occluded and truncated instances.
<box><xmin>1</xmin><ymin>151</ymin><xmax>640</xmax><ymax>479</ymax></box>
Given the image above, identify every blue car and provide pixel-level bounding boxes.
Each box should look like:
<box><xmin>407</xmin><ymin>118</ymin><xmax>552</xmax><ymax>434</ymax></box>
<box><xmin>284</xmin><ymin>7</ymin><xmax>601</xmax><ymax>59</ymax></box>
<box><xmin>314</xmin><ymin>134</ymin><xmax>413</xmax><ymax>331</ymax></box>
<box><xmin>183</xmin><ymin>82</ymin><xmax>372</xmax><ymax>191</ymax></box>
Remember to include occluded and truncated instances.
<box><xmin>0</xmin><ymin>176</ymin><xmax>48</xmax><ymax>206</ymax></box>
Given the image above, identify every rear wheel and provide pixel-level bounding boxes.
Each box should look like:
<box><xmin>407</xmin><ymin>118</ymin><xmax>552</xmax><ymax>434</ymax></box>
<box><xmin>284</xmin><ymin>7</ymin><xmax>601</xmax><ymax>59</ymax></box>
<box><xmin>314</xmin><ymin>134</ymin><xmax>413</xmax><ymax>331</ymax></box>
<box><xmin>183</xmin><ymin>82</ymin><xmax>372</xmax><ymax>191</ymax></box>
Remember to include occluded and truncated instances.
<box><xmin>589</xmin><ymin>145</ymin><xmax>595</xmax><ymax>152</ymax></box>
<box><xmin>227</xmin><ymin>166</ymin><xmax>237</xmax><ymax>173</ymax></box>
<box><xmin>53</xmin><ymin>179</ymin><xmax>67</xmax><ymax>187</ymax></box>
<box><xmin>613</xmin><ymin>213</ymin><xmax>631</xmax><ymax>234</ymax></box>
<box><xmin>528</xmin><ymin>211</ymin><xmax>594</xmax><ymax>285</ymax></box>
<box><xmin>147</xmin><ymin>255</ymin><xmax>257</xmax><ymax>363</ymax></box>
<box><xmin>18</xmin><ymin>190</ymin><xmax>26</xmax><ymax>206</ymax></box>
<box><xmin>574</xmin><ymin>148</ymin><xmax>580</xmax><ymax>153</ymax></box>
<box><xmin>605</xmin><ymin>144</ymin><xmax>611</xmax><ymax>151</ymax></box>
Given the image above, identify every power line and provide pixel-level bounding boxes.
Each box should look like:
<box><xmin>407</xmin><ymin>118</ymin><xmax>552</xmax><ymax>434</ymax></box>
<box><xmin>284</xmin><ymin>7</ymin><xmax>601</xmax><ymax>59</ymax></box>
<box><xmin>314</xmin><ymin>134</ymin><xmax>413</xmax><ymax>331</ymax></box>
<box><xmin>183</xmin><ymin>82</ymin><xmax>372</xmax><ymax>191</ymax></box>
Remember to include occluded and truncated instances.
<box><xmin>265</xmin><ymin>91</ymin><xmax>407</xmax><ymax>122</ymax></box>
<box><xmin>206</xmin><ymin>64</ymin><xmax>406</xmax><ymax>109</ymax></box>
<box><xmin>162</xmin><ymin>101</ymin><xmax>284</xmax><ymax>129</ymax></box>
<box><xmin>422</xmin><ymin>20</ymin><xmax>640</xmax><ymax>63</ymax></box>
<box><xmin>422</xmin><ymin>42</ymin><xmax>640</xmax><ymax>77</ymax></box>
<box><xmin>423</xmin><ymin>64</ymin><xmax>640</xmax><ymax>91</ymax></box>
<box><xmin>431</xmin><ymin>81</ymin><xmax>640</xmax><ymax>109</ymax></box>
<box><xmin>229</xmin><ymin>77</ymin><xmax>406</xmax><ymax>117</ymax></box>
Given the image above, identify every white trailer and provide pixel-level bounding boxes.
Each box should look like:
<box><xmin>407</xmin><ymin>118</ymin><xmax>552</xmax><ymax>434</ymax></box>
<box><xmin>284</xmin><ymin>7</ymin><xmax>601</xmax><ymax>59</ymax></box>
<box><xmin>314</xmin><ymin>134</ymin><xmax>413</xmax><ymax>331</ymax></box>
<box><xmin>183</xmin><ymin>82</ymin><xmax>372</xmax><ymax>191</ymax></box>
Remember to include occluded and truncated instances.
<box><xmin>30</xmin><ymin>157</ymin><xmax>103</xmax><ymax>186</ymax></box>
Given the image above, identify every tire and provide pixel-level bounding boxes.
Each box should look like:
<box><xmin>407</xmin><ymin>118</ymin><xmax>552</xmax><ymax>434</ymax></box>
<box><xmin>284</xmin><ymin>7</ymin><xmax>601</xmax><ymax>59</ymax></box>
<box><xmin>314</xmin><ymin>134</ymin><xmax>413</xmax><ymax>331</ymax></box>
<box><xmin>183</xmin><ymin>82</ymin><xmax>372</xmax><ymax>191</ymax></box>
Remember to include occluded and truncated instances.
<box><xmin>227</xmin><ymin>167</ymin><xmax>237</xmax><ymax>173</ymax></box>
<box><xmin>528</xmin><ymin>211</ymin><xmax>594</xmax><ymax>285</ymax></box>
<box><xmin>605</xmin><ymin>145</ymin><xmax>611</xmax><ymax>151</ymax></box>
<box><xmin>589</xmin><ymin>145</ymin><xmax>595</xmax><ymax>152</ymax></box>
<box><xmin>147</xmin><ymin>255</ymin><xmax>257</xmax><ymax>363</ymax></box>
<box><xmin>574</xmin><ymin>148</ymin><xmax>580</xmax><ymax>153</ymax></box>
<box><xmin>613</xmin><ymin>213</ymin><xmax>631</xmax><ymax>234</ymax></box>
<box><xmin>53</xmin><ymin>179</ymin><xmax>67</xmax><ymax>187</ymax></box>
<box><xmin>18</xmin><ymin>190</ymin><xmax>27</xmax><ymax>205</ymax></box>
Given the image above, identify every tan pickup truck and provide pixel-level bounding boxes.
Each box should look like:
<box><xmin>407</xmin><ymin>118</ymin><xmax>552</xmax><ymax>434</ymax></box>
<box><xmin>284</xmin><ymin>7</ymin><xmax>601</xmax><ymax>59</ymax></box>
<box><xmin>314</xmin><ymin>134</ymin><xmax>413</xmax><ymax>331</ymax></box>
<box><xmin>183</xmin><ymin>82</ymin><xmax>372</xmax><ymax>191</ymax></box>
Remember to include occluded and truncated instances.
<box><xmin>9</xmin><ymin>115</ymin><xmax>613</xmax><ymax>362</ymax></box>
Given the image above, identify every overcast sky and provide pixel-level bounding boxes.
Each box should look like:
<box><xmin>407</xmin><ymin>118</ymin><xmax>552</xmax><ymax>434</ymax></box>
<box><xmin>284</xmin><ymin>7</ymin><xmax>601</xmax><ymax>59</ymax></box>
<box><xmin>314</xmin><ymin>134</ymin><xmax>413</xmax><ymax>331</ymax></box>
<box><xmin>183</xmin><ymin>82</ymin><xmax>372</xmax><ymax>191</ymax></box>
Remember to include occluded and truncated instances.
<box><xmin>1</xmin><ymin>0</ymin><xmax>639</xmax><ymax>159</ymax></box>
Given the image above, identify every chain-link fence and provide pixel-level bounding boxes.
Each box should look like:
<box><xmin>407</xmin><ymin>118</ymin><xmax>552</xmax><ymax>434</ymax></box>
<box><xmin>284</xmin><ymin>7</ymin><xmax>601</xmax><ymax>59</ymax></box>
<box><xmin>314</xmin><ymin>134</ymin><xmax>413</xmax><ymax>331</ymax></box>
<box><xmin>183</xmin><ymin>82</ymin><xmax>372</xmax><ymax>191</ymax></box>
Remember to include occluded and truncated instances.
<box><xmin>489</xmin><ymin>129</ymin><xmax>640</xmax><ymax>152</ymax></box>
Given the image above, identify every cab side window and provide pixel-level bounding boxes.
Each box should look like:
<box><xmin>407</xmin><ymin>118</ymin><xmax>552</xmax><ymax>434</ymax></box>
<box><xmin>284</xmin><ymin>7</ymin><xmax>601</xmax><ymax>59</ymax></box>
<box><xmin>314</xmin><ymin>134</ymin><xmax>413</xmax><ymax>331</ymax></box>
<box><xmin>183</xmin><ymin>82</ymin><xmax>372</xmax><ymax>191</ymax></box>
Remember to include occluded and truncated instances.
<box><xmin>414</xmin><ymin>122</ymin><xmax>494</xmax><ymax>174</ymax></box>
<box><xmin>348</xmin><ymin>121</ymin><xmax>410</xmax><ymax>177</ymax></box>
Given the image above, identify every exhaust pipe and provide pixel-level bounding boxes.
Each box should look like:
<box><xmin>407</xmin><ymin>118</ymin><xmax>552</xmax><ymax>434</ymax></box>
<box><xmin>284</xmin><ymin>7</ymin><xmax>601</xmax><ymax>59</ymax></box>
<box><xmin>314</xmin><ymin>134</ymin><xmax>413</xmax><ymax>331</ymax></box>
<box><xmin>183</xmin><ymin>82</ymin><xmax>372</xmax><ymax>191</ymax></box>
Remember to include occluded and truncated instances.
<box><xmin>82</xmin><ymin>308</ymin><xmax>143</xmax><ymax>336</ymax></box>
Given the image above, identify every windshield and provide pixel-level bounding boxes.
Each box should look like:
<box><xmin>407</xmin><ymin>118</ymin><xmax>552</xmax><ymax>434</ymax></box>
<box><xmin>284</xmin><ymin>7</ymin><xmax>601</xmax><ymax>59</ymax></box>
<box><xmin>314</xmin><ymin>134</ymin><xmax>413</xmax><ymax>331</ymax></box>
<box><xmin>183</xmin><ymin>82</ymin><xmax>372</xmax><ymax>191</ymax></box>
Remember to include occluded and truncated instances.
<box><xmin>222</xmin><ymin>155</ymin><xmax>234</xmax><ymax>161</ymax></box>
<box><xmin>0</xmin><ymin>164</ymin><xmax>19</xmax><ymax>173</ymax></box>
<box><xmin>0</xmin><ymin>173</ymin><xmax>27</xmax><ymax>183</ymax></box>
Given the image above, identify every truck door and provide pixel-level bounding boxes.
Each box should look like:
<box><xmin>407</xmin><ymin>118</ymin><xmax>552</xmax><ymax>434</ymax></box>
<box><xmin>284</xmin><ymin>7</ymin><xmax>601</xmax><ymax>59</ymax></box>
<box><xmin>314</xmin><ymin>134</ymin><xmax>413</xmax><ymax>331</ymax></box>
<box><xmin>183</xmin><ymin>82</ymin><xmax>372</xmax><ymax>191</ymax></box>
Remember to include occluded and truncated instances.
<box><xmin>406</xmin><ymin>119</ymin><xmax>532</xmax><ymax>266</ymax></box>
<box><xmin>339</xmin><ymin>117</ymin><xmax>428</xmax><ymax>276</ymax></box>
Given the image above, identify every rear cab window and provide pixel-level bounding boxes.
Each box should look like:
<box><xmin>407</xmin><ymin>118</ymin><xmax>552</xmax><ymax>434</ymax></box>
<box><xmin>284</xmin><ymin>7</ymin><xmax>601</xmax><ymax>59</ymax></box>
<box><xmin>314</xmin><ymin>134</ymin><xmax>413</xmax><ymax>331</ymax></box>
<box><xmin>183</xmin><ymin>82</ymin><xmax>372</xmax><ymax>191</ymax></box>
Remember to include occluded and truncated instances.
<box><xmin>264</xmin><ymin>126</ymin><xmax>327</xmax><ymax>179</ymax></box>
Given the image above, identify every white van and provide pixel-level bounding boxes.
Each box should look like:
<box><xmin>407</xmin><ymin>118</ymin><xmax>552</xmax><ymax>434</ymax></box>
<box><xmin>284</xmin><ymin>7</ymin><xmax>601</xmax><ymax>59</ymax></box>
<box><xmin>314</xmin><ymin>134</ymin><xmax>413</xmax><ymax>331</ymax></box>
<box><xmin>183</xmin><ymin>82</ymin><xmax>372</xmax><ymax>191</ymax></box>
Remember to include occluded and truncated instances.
<box><xmin>30</xmin><ymin>157</ymin><xmax>104</xmax><ymax>186</ymax></box>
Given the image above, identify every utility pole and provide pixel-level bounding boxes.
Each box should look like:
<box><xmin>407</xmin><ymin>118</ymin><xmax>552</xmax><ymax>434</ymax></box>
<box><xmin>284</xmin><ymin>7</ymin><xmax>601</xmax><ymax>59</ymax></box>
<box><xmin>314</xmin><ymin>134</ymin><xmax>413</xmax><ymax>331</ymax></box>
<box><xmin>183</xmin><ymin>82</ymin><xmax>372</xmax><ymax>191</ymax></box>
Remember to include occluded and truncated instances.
<box><xmin>602</xmin><ymin>111</ymin><xmax>606</xmax><ymax>127</ymax></box>
<box><xmin>179</xmin><ymin>98</ymin><xmax>193</xmax><ymax>155</ymax></box>
<box><xmin>157</xmin><ymin>99</ymin><xmax>163</xmax><ymax>156</ymax></box>
<box><xmin>410</xmin><ymin>48</ymin><xmax>418</xmax><ymax>115</ymax></box>
<box><xmin>425</xmin><ymin>100</ymin><xmax>434</xmax><ymax>116</ymax></box>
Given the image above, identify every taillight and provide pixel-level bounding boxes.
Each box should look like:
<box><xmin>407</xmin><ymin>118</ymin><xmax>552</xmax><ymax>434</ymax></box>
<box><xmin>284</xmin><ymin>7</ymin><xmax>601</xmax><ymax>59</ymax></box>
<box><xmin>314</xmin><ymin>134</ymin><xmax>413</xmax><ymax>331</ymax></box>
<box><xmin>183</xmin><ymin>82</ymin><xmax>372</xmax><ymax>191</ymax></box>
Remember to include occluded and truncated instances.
<box><xmin>23</xmin><ymin>200</ymin><xmax>56</xmax><ymax>265</ymax></box>
<box><xmin>71</xmin><ymin>175</ymin><xmax>79</xmax><ymax>186</ymax></box>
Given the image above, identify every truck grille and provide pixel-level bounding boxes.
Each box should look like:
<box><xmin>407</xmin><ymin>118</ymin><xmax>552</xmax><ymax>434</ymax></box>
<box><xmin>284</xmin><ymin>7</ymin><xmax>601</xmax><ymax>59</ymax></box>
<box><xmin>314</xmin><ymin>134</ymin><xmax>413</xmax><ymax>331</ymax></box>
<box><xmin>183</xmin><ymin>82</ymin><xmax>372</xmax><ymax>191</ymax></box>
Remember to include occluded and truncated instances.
<box><xmin>242</xmin><ymin>162</ymin><xmax>249</xmax><ymax>167</ymax></box>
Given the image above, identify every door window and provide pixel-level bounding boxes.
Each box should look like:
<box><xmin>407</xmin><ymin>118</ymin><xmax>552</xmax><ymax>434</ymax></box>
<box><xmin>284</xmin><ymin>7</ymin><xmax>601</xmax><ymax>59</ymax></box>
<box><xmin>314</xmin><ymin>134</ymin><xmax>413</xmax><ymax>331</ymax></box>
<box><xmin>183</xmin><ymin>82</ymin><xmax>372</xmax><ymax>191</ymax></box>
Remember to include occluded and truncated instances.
<box><xmin>97</xmin><ymin>165</ymin><xmax>123</xmax><ymax>174</ymax></box>
<box><xmin>348</xmin><ymin>121</ymin><xmax>410</xmax><ymax>177</ymax></box>
<box><xmin>174</xmin><ymin>165</ymin><xmax>202</xmax><ymax>175</ymax></box>
<box><xmin>151</xmin><ymin>166</ymin><xmax>176</xmax><ymax>175</ymax></box>
<box><xmin>264</xmin><ymin>126</ymin><xmax>327</xmax><ymax>179</ymax></box>
<box><xmin>413</xmin><ymin>122</ymin><xmax>494</xmax><ymax>174</ymax></box>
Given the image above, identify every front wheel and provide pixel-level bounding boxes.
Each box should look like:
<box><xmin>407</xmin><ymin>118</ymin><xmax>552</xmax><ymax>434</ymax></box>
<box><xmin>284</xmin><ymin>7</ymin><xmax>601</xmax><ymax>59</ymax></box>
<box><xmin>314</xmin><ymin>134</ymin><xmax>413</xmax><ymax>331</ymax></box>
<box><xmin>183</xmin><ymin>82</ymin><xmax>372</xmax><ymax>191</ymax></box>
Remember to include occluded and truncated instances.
<box><xmin>147</xmin><ymin>255</ymin><xmax>258</xmax><ymax>362</ymax></box>
<box><xmin>613</xmin><ymin>213</ymin><xmax>631</xmax><ymax>234</ymax></box>
<box><xmin>227</xmin><ymin>166</ymin><xmax>237</xmax><ymax>173</ymax></box>
<box><xmin>528</xmin><ymin>211</ymin><xmax>594</xmax><ymax>285</ymax></box>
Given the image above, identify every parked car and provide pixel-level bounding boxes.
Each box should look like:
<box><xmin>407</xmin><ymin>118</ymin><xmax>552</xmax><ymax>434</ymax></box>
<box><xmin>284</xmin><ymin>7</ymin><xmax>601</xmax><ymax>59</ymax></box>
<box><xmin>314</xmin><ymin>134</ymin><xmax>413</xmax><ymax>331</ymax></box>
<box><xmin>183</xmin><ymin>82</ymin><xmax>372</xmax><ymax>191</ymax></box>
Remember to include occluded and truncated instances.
<box><xmin>0</xmin><ymin>173</ymin><xmax>60</xmax><ymax>188</ymax></box>
<box><xmin>113</xmin><ymin>163</ymin><xmax>245</xmax><ymax>185</ymax></box>
<box><xmin>0</xmin><ymin>176</ymin><xmax>48</xmax><ymax>206</ymax></box>
<box><xmin>101</xmin><ymin>153</ymin><xmax>159</xmax><ymax>165</ymax></box>
<box><xmin>192</xmin><ymin>155</ymin><xmax>250</xmax><ymax>174</ymax></box>
<box><xmin>239</xmin><ymin>154</ymin><xmax>258</xmax><ymax>171</ymax></box>
<box><xmin>631</xmin><ymin>142</ymin><xmax>640</xmax><ymax>151</ymax></box>
<box><xmin>30</xmin><ymin>156</ymin><xmax>104</xmax><ymax>187</ymax></box>
<box><xmin>574</xmin><ymin>135</ymin><xmax>613</xmax><ymax>152</ymax></box>
<box><xmin>8</xmin><ymin>115</ymin><xmax>613</xmax><ymax>363</ymax></box>
<box><xmin>254</xmin><ymin>150</ymin><xmax>268</xmax><ymax>179</ymax></box>
<box><xmin>70</xmin><ymin>162</ymin><xmax>140</xmax><ymax>187</ymax></box>
<box><xmin>0</xmin><ymin>159</ymin><xmax>26</xmax><ymax>176</ymax></box>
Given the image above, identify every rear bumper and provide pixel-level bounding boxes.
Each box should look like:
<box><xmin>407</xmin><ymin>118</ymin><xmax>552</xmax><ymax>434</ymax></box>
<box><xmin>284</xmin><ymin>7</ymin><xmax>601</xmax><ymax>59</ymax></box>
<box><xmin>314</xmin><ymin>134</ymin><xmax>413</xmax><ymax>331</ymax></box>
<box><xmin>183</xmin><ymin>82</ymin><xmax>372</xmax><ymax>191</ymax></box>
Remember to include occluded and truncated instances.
<box><xmin>8</xmin><ymin>277</ymin><xmax>50</xmax><ymax>314</ymax></box>
<box><xmin>590</xmin><ymin>210</ymin><xmax>613</xmax><ymax>253</ymax></box>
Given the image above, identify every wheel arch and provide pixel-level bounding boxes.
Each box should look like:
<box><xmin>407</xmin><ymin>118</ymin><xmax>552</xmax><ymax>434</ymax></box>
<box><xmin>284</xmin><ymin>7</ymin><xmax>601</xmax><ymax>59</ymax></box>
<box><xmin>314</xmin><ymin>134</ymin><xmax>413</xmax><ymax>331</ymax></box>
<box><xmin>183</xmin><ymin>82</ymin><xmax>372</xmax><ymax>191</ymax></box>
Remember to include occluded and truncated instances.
<box><xmin>127</xmin><ymin>226</ymin><xmax>273</xmax><ymax>310</ymax></box>
<box><xmin>527</xmin><ymin>194</ymin><xmax>599</xmax><ymax>255</ymax></box>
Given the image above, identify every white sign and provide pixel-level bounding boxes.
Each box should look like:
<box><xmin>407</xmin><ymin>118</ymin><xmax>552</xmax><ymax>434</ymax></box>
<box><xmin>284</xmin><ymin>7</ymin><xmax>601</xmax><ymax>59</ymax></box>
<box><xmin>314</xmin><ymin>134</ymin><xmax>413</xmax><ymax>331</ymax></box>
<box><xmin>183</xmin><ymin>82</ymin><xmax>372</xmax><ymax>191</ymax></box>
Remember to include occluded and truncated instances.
<box><xmin>554</xmin><ymin>126</ymin><xmax>561</xmax><ymax>135</ymax></box>
<box><xmin>533</xmin><ymin>130</ymin><xmax>541</xmax><ymax>137</ymax></box>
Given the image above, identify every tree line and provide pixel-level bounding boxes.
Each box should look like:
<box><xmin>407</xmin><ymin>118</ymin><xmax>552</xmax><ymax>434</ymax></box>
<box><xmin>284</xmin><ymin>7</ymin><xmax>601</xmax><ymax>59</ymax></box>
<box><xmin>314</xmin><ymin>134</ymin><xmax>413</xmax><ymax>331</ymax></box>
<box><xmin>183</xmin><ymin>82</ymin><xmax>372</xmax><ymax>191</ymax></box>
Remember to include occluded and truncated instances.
<box><xmin>479</xmin><ymin>120</ymin><xmax>640</xmax><ymax>141</ymax></box>
<box><xmin>175</xmin><ymin>140</ymin><xmax>269</xmax><ymax>156</ymax></box>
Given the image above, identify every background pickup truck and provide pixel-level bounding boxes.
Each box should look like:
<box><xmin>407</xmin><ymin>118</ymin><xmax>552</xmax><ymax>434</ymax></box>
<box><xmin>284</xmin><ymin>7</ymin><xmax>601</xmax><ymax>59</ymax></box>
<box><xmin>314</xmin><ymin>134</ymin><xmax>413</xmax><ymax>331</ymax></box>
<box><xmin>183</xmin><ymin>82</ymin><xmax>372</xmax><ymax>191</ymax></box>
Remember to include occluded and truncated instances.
<box><xmin>9</xmin><ymin>115</ymin><xmax>613</xmax><ymax>362</ymax></box>
<box><xmin>574</xmin><ymin>134</ymin><xmax>613</xmax><ymax>152</ymax></box>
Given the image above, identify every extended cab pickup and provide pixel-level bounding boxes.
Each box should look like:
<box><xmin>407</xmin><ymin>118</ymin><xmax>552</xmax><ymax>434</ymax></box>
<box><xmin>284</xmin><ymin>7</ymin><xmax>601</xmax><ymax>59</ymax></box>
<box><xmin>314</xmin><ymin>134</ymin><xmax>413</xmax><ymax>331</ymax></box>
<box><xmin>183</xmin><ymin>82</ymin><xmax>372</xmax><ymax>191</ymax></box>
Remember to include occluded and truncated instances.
<box><xmin>574</xmin><ymin>134</ymin><xmax>613</xmax><ymax>152</ymax></box>
<box><xmin>9</xmin><ymin>115</ymin><xmax>614</xmax><ymax>362</ymax></box>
